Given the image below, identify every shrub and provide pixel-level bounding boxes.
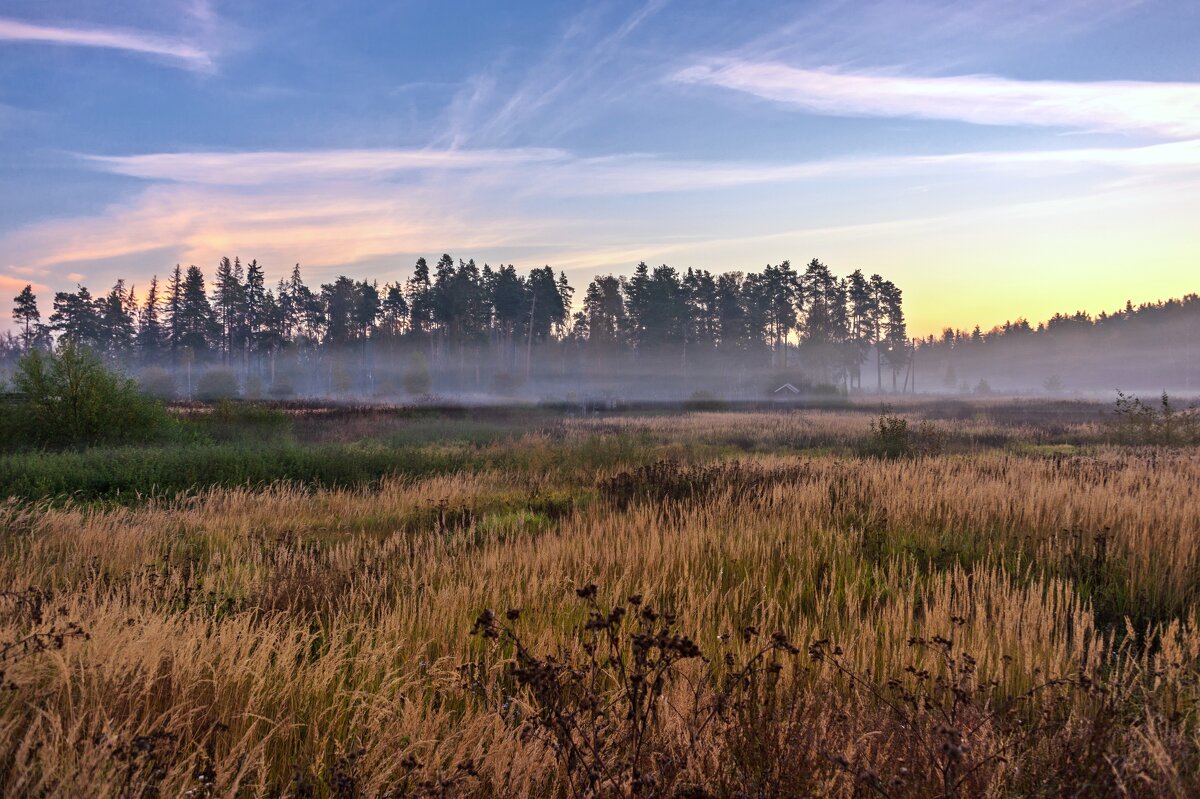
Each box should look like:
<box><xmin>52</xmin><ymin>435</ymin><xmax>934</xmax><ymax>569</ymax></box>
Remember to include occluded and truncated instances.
<box><xmin>404</xmin><ymin>354</ymin><xmax>433</xmax><ymax>396</ymax></box>
<box><xmin>268</xmin><ymin>378</ymin><xmax>296</xmax><ymax>399</ymax></box>
<box><xmin>243</xmin><ymin>373</ymin><xmax>265</xmax><ymax>400</ymax></box>
<box><xmin>2</xmin><ymin>340</ymin><xmax>176</xmax><ymax>449</ymax></box>
<box><xmin>857</xmin><ymin>411</ymin><xmax>945</xmax><ymax>459</ymax></box>
<box><xmin>372</xmin><ymin>368</ymin><xmax>401</xmax><ymax>398</ymax></box>
<box><xmin>137</xmin><ymin>367</ymin><xmax>177</xmax><ymax>401</ymax></box>
<box><xmin>861</xmin><ymin>409</ymin><xmax>912</xmax><ymax>458</ymax></box>
<box><xmin>912</xmin><ymin>419</ymin><xmax>947</xmax><ymax>456</ymax></box>
<box><xmin>491</xmin><ymin>371</ymin><xmax>522</xmax><ymax>397</ymax></box>
<box><xmin>194</xmin><ymin>368</ymin><xmax>240</xmax><ymax>401</ymax></box>
<box><xmin>470</xmin><ymin>585</ymin><xmax>800</xmax><ymax>799</ymax></box>
<box><xmin>684</xmin><ymin>390</ymin><xmax>727</xmax><ymax>410</ymax></box>
<box><xmin>809</xmin><ymin>381</ymin><xmax>845</xmax><ymax>397</ymax></box>
<box><xmin>330</xmin><ymin>362</ymin><xmax>353</xmax><ymax>394</ymax></box>
<box><xmin>1111</xmin><ymin>390</ymin><xmax>1200</xmax><ymax>445</ymax></box>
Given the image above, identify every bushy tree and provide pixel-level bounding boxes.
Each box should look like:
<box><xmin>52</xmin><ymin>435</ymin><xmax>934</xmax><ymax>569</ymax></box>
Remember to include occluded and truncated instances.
<box><xmin>195</xmin><ymin>368</ymin><xmax>241</xmax><ymax>401</ymax></box>
<box><xmin>3</xmin><ymin>340</ymin><xmax>174</xmax><ymax>448</ymax></box>
<box><xmin>403</xmin><ymin>352</ymin><xmax>433</xmax><ymax>396</ymax></box>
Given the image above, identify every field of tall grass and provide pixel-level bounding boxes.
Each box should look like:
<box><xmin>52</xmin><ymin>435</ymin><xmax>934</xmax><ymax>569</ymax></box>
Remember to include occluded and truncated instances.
<box><xmin>0</xmin><ymin>403</ymin><xmax>1197</xmax><ymax>796</ymax></box>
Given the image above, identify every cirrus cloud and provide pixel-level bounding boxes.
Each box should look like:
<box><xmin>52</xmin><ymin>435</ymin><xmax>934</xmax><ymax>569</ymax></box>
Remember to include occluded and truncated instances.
<box><xmin>0</xmin><ymin>16</ymin><xmax>214</xmax><ymax>70</ymax></box>
<box><xmin>673</xmin><ymin>62</ymin><xmax>1200</xmax><ymax>139</ymax></box>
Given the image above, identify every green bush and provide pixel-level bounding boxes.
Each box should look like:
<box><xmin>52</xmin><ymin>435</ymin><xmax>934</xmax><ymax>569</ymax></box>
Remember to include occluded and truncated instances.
<box><xmin>1</xmin><ymin>341</ymin><xmax>177</xmax><ymax>449</ymax></box>
<box><xmin>268</xmin><ymin>378</ymin><xmax>297</xmax><ymax>399</ymax></box>
<box><xmin>1111</xmin><ymin>391</ymin><xmax>1200</xmax><ymax>445</ymax></box>
<box><xmin>243</xmin><ymin>373</ymin><xmax>265</xmax><ymax>400</ymax></box>
<box><xmin>137</xmin><ymin>367</ymin><xmax>178</xmax><ymax>401</ymax></box>
<box><xmin>861</xmin><ymin>410</ymin><xmax>911</xmax><ymax>458</ymax></box>
<box><xmin>492</xmin><ymin>370</ymin><xmax>523</xmax><ymax>397</ymax></box>
<box><xmin>858</xmin><ymin>410</ymin><xmax>945</xmax><ymax>459</ymax></box>
<box><xmin>403</xmin><ymin>353</ymin><xmax>433</xmax><ymax>396</ymax></box>
<box><xmin>912</xmin><ymin>419</ymin><xmax>947</xmax><ymax>456</ymax></box>
<box><xmin>195</xmin><ymin>368</ymin><xmax>240</xmax><ymax>401</ymax></box>
<box><xmin>683</xmin><ymin>390</ymin><xmax>727</xmax><ymax>411</ymax></box>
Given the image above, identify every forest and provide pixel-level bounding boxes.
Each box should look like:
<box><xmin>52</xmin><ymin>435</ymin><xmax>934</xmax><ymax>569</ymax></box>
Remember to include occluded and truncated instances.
<box><xmin>8</xmin><ymin>257</ymin><xmax>907</xmax><ymax>400</ymax></box>
<box><xmin>9</xmin><ymin>258</ymin><xmax>1199</xmax><ymax>400</ymax></box>
<box><xmin>918</xmin><ymin>294</ymin><xmax>1200</xmax><ymax>395</ymax></box>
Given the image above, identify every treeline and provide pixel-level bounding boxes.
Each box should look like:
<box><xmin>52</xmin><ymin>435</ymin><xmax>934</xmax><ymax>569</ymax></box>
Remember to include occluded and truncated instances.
<box><xmin>8</xmin><ymin>256</ymin><xmax>910</xmax><ymax>398</ymax></box>
<box><xmin>916</xmin><ymin>294</ymin><xmax>1200</xmax><ymax>394</ymax></box>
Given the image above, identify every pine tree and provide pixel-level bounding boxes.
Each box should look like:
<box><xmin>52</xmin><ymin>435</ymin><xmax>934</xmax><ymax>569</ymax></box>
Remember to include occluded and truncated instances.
<box><xmin>353</xmin><ymin>280</ymin><xmax>381</xmax><ymax>340</ymax></box>
<box><xmin>760</xmin><ymin>261</ymin><xmax>800</xmax><ymax>367</ymax></box>
<box><xmin>845</xmin><ymin>270</ymin><xmax>874</xmax><ymax>390</ymax></box>
<box><xmin>380</xmin><ymin>283</ymin><xmax>409</xmax><ymax>337</ymax></box>
<box><xmin>95</xmin><ymin>280</ymin><xmax>136</xmax><ymax>359</ymax></box>
<box><xmin>878</xmin><ymin>279</ymin><xmax>907</xmax><ymax>391</ymax></box>
<box><xmin>430</xmin><ymin>254</ymin><xmax>457</xmax><ymax>350</ymax></box>
<box><xmin>12</xmin><ymin>284</ymin><xmax>40</xmax><ymax>352</ymax></box>
<box><xmin>406</xmin><ymin>257</ymin><xmax>433</xmax><ymax>336</ymax></box>
<box><xmin>622</xmin><ymin>262</ymin><xmax>651</xmax><ymax>349</ymax></box>
<box><xmin>490</xmin><ymin>265</ymin><xmax>527</xmax><ymax>363</ymax></box>
<box><xmin>714</xmin><ymin>273</ymin><xmax>747</xmax><ymax>354</ymax></box>
<box><xmin>320</xmin><ymin>276</ymin><xmax>358</xmax><ymax>345</ymax></box>
<box><xmin>639</xmin><ymin>265</ymin><xmax>686</xmax><ymax>348</ymax></box>
<box><xmin>50</xmin><ymin>286</ymin><xmax>100</xmax><ymax>345</ymax></box>
<box><xmin>582</xmin><ymin>276</ymin><xmax>625</xmax><ymax>348</ymax></box>
<box><xmin>527</xmin><ymin>266</ymin><xmax>566</xmax><ymax>342</ymax></box>
<box><xmin>683</xmin><ymin>268</ymin><xmax>719</xmax><ymax>352</ymax></box>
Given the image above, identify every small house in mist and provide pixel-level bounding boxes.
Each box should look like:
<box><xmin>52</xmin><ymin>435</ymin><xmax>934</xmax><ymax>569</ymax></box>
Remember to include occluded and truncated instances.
<box><xmin>773</xmin><ymin>383</ymin><xmax>801</xmax><ymax>396</ymax></box>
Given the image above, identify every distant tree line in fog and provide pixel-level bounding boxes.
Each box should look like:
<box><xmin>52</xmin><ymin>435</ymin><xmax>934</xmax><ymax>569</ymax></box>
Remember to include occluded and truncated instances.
<box><xmin>914</xmin><ymin>294</ymin><xmax>1200</xmax><ymax>395</ymax></box>
<box><xmin>6</xmin><ymin>256</ymin><xmax>910</xmax><ymax>398</ymax></box>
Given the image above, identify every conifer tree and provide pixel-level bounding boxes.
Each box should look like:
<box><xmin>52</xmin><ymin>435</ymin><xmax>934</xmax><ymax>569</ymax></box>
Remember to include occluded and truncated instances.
<box><xmin>12</xmin><ymin>284</ymin><xmax>40</xmax><ymax>352</ymax></box>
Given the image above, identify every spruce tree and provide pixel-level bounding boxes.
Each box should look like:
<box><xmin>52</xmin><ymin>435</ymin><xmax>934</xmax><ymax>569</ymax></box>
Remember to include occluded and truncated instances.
<box><xmin>179</xmin><ymin>265</ymin><xmax>215</xmax><ymax>356</ymax></box>
<box><xmin>244</xmin><ymin>259</ymin><xmax>266</xmax><ymax>356</ymax></box>
<box><xmin>164</xmin><ymin>265</ymin><xmax>184</xmax><ymax>362</ymax></box>
<box><xmin>137</xmin><ymin>276</ymin><xmax>164</xmax><ymax>365</ymax></box>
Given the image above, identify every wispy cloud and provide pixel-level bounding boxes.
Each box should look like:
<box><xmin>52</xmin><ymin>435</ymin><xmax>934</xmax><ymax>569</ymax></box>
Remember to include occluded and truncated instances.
<box><xmin>0</xmin><ymin>17</ymin><xmax>213</xmax><ymax>70</ymax></box>
<box><xmin>0</xmin><ymin>274</ymin><xmax>45</xmax><ymax>294</ymax></box>
<box><xmin>673</xmin><ymin>62</ymin><xmax>1200</xmax><ymax>139</ymax></box>
<box><xmin>0</xmin><ymin>136</ymin><xmax>1188</xmax><ymax>281</ymax></box>
<box><xmin>82</xmin><ymin>139</ymin><xmax>1200</xmax><ymax>195</ymax></box>
<box><xmin>0</xmin><ymin>181</ymin><xmax>540</xmax><ymax>276</ymax></box>
<box><xmin>84</xmin><ymin>148</ymin><xmax>570</xmax><ymax>185</ymax></box>
<box><xmin>440</xmin><ymin>0</ymin><xmax>669</xmax><ymax>147</ymax></box>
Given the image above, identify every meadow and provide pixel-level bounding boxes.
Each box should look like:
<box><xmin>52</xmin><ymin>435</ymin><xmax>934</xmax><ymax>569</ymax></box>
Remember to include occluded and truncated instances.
<box><xmin>0</xmin><ymin>400</ymin><xmax>1197</xmax><ymax>797</ymax></box>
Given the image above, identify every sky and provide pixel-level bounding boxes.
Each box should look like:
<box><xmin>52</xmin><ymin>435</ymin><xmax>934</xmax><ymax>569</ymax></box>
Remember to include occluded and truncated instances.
<box><xmin>1</xmin><ymin>0</ymin><xmax>1198</xmax><ymax>336</ymax></box>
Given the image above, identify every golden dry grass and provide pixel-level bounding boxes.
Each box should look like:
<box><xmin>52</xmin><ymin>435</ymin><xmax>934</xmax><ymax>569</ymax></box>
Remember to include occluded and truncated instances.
<box><xmin>0</xmin><ymin>411</ymin><xmax>1197</xmax><ymax>796</ymax></box>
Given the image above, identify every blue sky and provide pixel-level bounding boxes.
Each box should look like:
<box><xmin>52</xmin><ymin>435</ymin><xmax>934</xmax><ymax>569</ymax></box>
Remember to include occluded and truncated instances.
<box><xmin>2</xmin><ymin>0</ymin><xmax>1198</xmax><ymax>334</ymax></box>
